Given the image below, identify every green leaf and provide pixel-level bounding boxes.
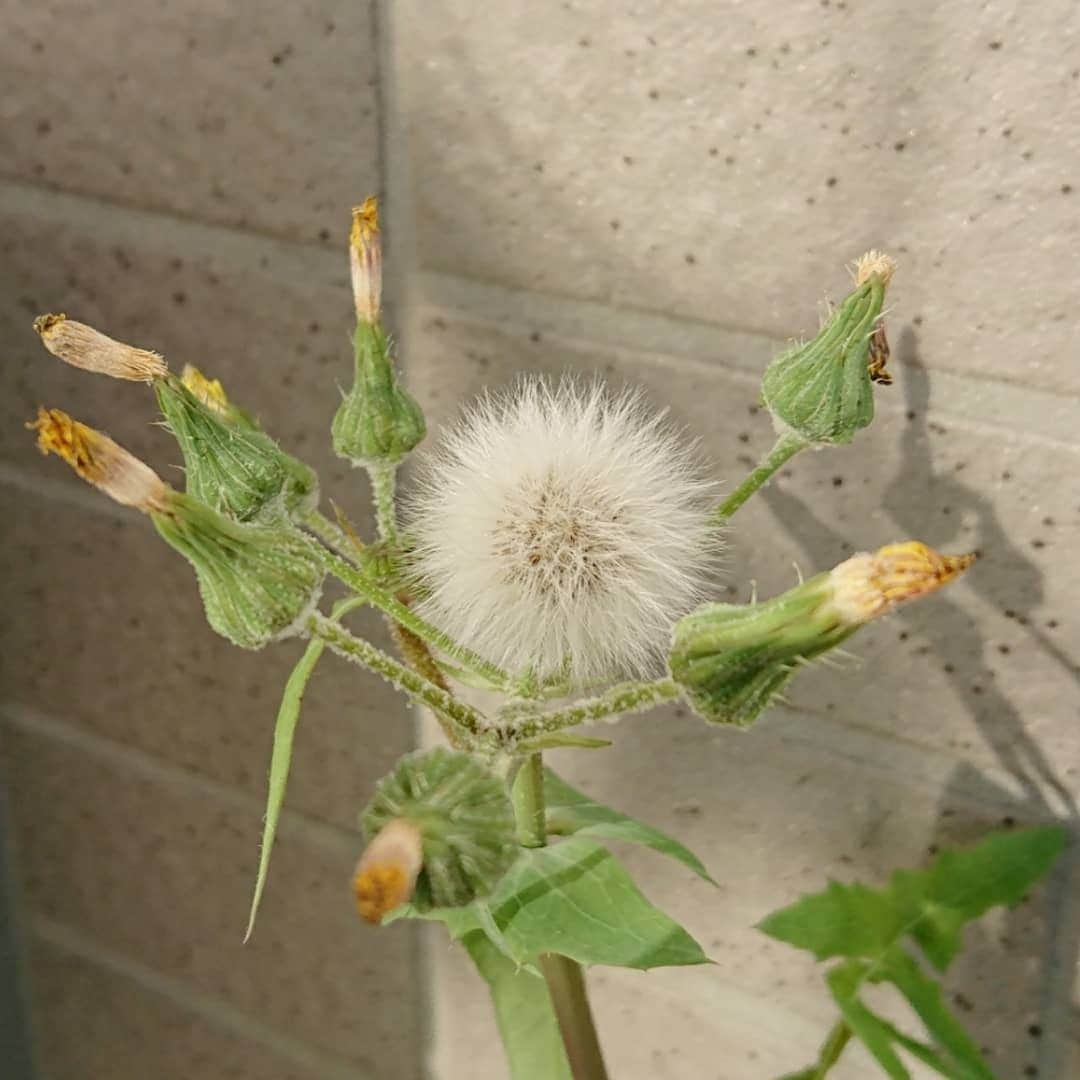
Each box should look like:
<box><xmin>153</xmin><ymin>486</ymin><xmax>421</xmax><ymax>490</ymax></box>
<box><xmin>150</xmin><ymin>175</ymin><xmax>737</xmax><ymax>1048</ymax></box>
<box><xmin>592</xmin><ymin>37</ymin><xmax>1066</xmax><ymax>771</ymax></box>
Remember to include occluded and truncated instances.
<box><xmin>826</xmin><ymin>962</ymin><xmax>910</xmax><ymax>1080</ymax></box>
<box><xmin>516</xmin><ymin>733</ymin><xmax>613</xmax><ymax>752</ymax></box>
<box><xmin>543</xmin><ymin>769</ymin><xmax>716</xmax><ymax>885</ymax></box>
<box><xmin>761</xmin><ymin>827</ymin><xmax>1066</xmax><ymax>1080</ymax></box>
<box><xmin>876</xmin><ymin>947</ymin><xmax>994</xmax><ymax>1079</ymax></box>
<box><xmin>244</xmin><ymin>636</ymin><xmax>327</xmax><ymax>941</ymax></box>
<box><xmin>462</xmin><ymin>930</ymin><xmax>572</xmax><ymax>1080</ymax></box>
<box><xmin>245</xmin><ymin>597</ymin><xmax>364</xmax><ymax>941</ymax></box>
<box><xmin>402</xmin><ymin>837</ymin><xmax>710</xmax><ymax>970</ymax></box>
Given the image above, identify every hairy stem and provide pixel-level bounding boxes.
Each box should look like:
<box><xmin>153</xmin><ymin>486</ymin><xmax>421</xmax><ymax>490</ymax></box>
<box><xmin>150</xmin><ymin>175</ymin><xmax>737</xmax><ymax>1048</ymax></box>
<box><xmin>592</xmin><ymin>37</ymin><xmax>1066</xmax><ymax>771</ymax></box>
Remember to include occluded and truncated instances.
<box><xmin>306</xmin><ymin>612</ymin><xmax>482</xmax><ymax>741</ymax></box>
<box><xmin>367</xmin><ymin>462</ymin><xmax>399</xmax><ymax>544</ymax></box>
<box><xmin>811</xmin><ymin>1019</ymin><xmax>852</xmax><ymax>1079</ymax></box>
<box><xmin>499</xmin><ymin>678</ymin><xmax>683</xmax><ymax>744</ymax></box>
<box><xmin>512</xmin><ymin>754</ymin><xmax>610</xmax><ymax>1080</ymax></box>
<box><xmin>319</xmin><ymin>550</ymin><xmax>511</xmax><ymax>689</ymax></box>
<box><xmin>710</xmin><ymin>430</ymin><xmax>807</xmax><ymax>524</ymax></box>
<box><xmin>301</xmin><ymin>507</ymin><xmax>365</xmax><ymax>565</ymax></box>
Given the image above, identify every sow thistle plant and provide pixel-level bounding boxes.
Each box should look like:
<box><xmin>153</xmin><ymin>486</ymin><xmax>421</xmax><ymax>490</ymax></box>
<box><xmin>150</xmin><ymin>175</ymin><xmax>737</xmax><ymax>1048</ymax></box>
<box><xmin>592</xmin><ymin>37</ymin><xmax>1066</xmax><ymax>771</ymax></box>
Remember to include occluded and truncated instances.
<box><xmin>28</xmin><ymin>200</ymin><xmax>1065</xmax><ymax>1080</ymax></box>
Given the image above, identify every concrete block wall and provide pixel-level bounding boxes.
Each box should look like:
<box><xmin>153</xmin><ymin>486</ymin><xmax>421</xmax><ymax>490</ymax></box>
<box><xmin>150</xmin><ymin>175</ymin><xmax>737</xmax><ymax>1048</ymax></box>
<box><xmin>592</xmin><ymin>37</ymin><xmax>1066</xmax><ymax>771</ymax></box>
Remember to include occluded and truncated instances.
<box><xmin>1</xmin><ymin>4</ymin><xmax>423</xmax><ymax>1079</ymax></box>
<box><xmin>2</xmin><ymin>2</ymin><xmax>1078</xmax><ymax>1079</ymax></box>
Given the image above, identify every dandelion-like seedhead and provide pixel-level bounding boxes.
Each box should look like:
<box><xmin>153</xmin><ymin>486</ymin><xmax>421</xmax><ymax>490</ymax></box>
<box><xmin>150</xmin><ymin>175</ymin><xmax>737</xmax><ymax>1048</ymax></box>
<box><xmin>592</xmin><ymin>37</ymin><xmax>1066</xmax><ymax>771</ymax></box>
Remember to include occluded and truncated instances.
<box><xmin>406</xmin><ymin>377</ymin><xmax>719</xmax><ymax>685</ymax></box>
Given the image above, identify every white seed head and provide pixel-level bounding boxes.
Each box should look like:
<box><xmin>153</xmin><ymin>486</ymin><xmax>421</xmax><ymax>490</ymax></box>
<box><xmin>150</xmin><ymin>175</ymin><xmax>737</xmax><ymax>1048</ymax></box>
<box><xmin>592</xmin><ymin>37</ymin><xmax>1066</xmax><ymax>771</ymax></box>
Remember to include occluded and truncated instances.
<box><xmin>406</xmin><ymin>377</ymin><xmax>719</xmax><ymax>684</ymax></box>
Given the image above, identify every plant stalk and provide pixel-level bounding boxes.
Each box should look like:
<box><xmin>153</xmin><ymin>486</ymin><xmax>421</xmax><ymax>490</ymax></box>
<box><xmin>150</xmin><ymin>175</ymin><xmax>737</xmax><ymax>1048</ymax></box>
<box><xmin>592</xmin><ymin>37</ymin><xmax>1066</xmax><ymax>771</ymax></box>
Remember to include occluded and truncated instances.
<box><xmin>320</xmin><ymin>550</ymin><xmax>511</xmax><ymax>689</ymax></box>
<box><xmin>367</xmin><ymin>461</ymin><xmax>399</xmax><ymax>544</ymax></box>
<box><xmin>306</xmin><ymin>612</ymin><xmax>482</xmax><ymax>741</ymax></box>
<box><xmin>811</xmin><ymin>1019</ymin><xmax>852</xmax><ymax>1078</ymax></box>
<box><xmin>512</xmin><ymin>753</ymin><xmax>610</xmax><ymax>1080</ymax></box>
<box><xmin>710</xmin><ymin>430</ymin><xmax>807</xmax><ymax>524</ymax></box>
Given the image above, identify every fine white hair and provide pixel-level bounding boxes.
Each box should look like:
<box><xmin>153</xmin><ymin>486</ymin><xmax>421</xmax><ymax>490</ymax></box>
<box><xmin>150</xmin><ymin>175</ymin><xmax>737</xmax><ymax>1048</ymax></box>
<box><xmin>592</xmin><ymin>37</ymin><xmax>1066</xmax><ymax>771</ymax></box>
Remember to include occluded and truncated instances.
<box><xmin>405</xmin><ymin>376</ymin><xmax>719</xmax><ymax>685</ymax></box>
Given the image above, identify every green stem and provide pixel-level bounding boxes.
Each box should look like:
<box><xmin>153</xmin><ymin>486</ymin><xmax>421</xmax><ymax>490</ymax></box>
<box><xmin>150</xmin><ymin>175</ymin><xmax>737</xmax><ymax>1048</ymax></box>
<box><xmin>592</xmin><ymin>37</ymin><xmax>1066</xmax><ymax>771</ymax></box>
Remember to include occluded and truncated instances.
<box><xmin>367</xmin><ymin>462</ymin><xmax>399</xmax><ymax>544</ymax></box>
<box><xmin>306</xmin><ymin>612</ymin><xmax>482</xmax><ymax>741</ymax></box>
<box><xmin>811</xmin><ymin>1019</ymin><xmax>852</xmax><ymax>1079</ymax></box>
<box><xmin>511</xmin><ymin>753</ymin><xmax>609</xmax><ymax>1080</ymax></box>
<box><xmin>710</xmin><ymin>430</ymin><xmax>807</xmax><ymax>524</ymax></box>
<box><xmin>499</xmin><ymin>678</ymin><xmax>682</xmax><ymax>744</ymax></box>
<box><xmin>319</xmin><ymin>550</ymin><xmax>511</xmax><ymax>689</ymax></box>
<box><xmin>301</xmin><ymin>507</ymin><xmax>364</xmax><ymax>565</ymax></box>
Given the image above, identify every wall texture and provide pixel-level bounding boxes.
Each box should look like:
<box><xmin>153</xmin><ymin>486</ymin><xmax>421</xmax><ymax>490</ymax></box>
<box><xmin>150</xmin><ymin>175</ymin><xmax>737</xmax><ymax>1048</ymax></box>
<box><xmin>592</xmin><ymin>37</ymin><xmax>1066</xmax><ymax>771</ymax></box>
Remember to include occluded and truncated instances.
<box><xmin>2</xmin><ymin>2</ymin><xmax>1078</xmax><ymax>1079</ymax></box>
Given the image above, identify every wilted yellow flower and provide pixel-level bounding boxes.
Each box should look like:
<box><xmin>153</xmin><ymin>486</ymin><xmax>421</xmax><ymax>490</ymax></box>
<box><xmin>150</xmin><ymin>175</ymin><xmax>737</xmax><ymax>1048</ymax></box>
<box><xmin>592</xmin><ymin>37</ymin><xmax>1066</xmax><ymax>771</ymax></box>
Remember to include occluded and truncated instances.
<box><xmin>30</xmin><ymin>407</ymin><xmax>169</xmax><ymax>511</ymax></box>
<box><xmin>33</xmin><ymin>314</ymin><xmax>167</xmax><ymax>382</ymax></box>
<box><xmin>349</xmin><ymin>197</ymin><xmax>382</xmax><ymax>324</ymax></box>
<box><xmin>352</xmin><ymin>818</ymin><xmax>423</xmax><ymax>924</ymax></box>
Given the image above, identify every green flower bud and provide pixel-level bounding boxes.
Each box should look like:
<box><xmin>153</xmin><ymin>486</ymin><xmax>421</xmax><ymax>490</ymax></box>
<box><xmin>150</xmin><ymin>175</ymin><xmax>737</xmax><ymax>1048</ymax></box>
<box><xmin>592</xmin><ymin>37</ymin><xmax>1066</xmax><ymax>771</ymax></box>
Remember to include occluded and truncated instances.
<box><xmin>761</xmin><ymin>252</ymin><xmax>896</xmax><ymax>447</ymax></box>
<box><xmin>152</xmin><ymin>493</ymin><xmax>325</xmax><ymax>649</ymax></box>
<box><xmin>361</xmin><ymin>748</ymin><xmax>518</xmax><ymax>912</ymax></box>
<box><xmin>670</xmin><ymin>541</ymin><xmax>974</xmax><ymax>727</ymax></box>
<box><xmin>155</xmin><ymin>375</ymin><xmax>317</xmax><ymax>522</ymax></box>
<box><xmin>331</xmin><ymin>320</ymin><xmax>426</xmax><ymax>467</ymax></box>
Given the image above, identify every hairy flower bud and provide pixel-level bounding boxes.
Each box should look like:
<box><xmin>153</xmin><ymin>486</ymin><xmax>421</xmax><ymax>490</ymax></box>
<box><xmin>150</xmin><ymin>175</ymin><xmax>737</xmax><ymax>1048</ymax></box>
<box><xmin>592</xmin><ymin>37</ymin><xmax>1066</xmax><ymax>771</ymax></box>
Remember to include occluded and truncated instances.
<box><xmin>760</xmin><ymin>251</ymin><xmax>896</xmax><ymax>447</ymax></box>
<box><xmin>31</xmin><ymin>408</ymin><xmax>324</xmax><ymax>649</ymax></box>
<box><xmin>670</xmin><ymin>541</ymin><xmax>974</xmax><ymax>727</ymax></box>
<box><xmin>155</xmin><ymin>375</ymin><xmax>317</xmax><ymax>522</ymax></box>
<box><xmin>331</xmin><ymin>320</ymin><xmax>426</xmax><ymax>467</ymax></box>
<box><xmin>152</xmin><ymin>495</ymin><xmax>325</xmax><ymax>649</ymax></box>
<box><xmin>33</xmin><ymin>314</ymin><xmax>167</xmax><ymax>382</ymax></box>
<box><xmin>361</xmin><ymin>748</ymin><xmax>518</xmax><ymax>912</ymax></box>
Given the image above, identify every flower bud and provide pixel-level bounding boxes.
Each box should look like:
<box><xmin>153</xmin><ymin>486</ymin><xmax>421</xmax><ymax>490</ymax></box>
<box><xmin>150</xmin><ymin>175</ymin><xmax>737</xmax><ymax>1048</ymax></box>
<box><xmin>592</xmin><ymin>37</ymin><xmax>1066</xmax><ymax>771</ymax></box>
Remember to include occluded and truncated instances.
<box><xmin>331</xmin><ymin>320</ymin><xmax>426</xmax><ymax>467</ymax></box>
<box><xmin>760</xmin><ymin>251</ymin><xmax>896</xmax><ymax>447</ymax></box>
<box><xmin>33</xmin><ymin>314</ymin><xmax>167</xmax><ymax>382</ymax></box>
<box><xmin>361</xmin><ymin>748</ymin><xmax>518</xmax><ymax>912</ymax></box>
<box><xmin>155</xmin><ymin>374</ymin><xmax>317</xmax><ymax>522</ymax></box>
<box><xmin>152</xmin><ymin>494</ymin><xmax>325</xmax><ymax>649</ymax></box>
<box><xmin>670</xmin><ymin>541</ymin><xmax>974</xmax><ymax>727</ymax></box>
<box><xmin>353</xmin><ymin>819</ymin><xmax>424</xmax><ymax>924</ymax></box>
<box><xmin>30</xmin><ymin>408</ymin><xmax>324</xmax><ymax>649</ymax></box>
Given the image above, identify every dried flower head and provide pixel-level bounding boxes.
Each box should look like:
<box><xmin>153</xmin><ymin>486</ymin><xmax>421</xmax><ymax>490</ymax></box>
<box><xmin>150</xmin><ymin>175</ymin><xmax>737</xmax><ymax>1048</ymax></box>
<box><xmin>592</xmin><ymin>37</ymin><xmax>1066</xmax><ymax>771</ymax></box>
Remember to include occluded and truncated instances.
<box><xmin>30</xmin><ymin>407</ymin><xmax>169</xmax><ymax>511</ymax></box>
<box><xmin>352</xmin><ymin>819</ymin><xmax>424</xmax><ymax>924</ymax></box>
<box><xmin>33</xmin><ymin>314</ymin><xmax>167</xmax><ymax>382</ymax></box>
<box><xmin>407</xmin><ymin>378</ymin><xmax>718</xmax><ymax>684</ymax></box>
<box><xmin>349</xmin><ymin>197</ymin><xmax>382</xmax><ymax>324</ymax></box>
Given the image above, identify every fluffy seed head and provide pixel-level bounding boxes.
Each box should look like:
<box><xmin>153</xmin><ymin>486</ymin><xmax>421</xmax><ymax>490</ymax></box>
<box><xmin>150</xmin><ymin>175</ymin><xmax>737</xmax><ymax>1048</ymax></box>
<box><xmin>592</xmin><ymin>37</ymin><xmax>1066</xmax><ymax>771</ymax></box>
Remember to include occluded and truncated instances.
<box><xmin>406</xmin><ymin>377</ymin><xmax>718</xmax><ymax>684</ymax></box>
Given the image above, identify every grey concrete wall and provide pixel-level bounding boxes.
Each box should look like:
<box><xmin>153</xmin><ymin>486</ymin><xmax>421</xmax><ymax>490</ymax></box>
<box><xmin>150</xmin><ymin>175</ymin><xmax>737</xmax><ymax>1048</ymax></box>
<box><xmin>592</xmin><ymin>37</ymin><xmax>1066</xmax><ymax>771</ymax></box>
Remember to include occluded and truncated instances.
<box><xmin>2</xmin><ymin>2</ymin><xmax>1078</xmax><ymax>1079</ymax></box>
<box><xmin>386</xmin><ymin>3</ymin><xmax>1080</xmax><ymax>1078</ymax></box>
<box><xmin>1</xmin><ymin>4</ymin><xmax>422</xmax><ymax>1079</ymax></box>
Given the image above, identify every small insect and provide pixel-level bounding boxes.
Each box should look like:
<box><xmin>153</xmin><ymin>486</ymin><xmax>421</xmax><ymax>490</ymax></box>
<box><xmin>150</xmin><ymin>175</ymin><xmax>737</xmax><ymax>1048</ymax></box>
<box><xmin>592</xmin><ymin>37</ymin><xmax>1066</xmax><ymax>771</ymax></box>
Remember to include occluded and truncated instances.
<box><xmin>868</xmin><ymin>321</ymin><xmax>893</xmax><ymax>384</ymax></box>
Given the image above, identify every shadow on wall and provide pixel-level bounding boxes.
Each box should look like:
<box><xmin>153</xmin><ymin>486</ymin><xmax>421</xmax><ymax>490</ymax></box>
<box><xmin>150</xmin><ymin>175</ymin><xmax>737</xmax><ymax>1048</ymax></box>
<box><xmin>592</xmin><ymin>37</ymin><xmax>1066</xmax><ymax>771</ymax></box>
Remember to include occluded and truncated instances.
<box><xmin>759</xmin><ymin>326</ymin><xmax>1079</xmax><ymax>1077</ymax></box>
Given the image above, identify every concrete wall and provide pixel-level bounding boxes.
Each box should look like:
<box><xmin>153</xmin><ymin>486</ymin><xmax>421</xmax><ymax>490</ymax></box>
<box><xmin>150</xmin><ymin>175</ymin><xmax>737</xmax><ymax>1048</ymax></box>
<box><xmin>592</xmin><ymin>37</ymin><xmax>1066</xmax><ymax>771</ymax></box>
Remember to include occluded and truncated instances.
<box><xmin>3</xmin><ymin>2</ymin><xmax>1078</xmax><ymax>1079</ymax></box>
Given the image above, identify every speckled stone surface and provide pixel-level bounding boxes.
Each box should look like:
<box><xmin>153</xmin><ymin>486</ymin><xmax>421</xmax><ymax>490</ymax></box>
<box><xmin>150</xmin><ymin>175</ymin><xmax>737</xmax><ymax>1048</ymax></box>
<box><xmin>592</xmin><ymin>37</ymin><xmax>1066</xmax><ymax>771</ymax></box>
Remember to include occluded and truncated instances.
<box><xmin>407</xmin><ymin>302</ymin><xmax>1078</xmax><ymax>1080</ymax></box>
<box><xmin>1</xmin><ymin>1</ymin><xmax>381</xmax><ymax>245</ymax></box>
<box><xmin>2</xmin><ymin>724</ymin><xmax>419</xmax><ymax>1075</ymax></box>
<box><xmin>396</xmin><ymin>0</ymin><xmax>1080</xmax><ymax>395</ymax></box>
<box><xmin>29</xmin><ymin>937</ymin><xmax>331</xmax><ymax>1080</ymax></box>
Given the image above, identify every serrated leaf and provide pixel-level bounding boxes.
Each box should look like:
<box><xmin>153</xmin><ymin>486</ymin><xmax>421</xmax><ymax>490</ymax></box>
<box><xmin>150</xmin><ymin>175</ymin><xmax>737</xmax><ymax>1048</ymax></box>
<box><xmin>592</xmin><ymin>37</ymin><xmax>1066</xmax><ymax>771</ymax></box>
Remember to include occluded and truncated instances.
<box><xmin>400</xmin><ymin>837</ymin><xmax>710</xmax><ymax>970</ymax></box>
<box><xmin>462</xmin><ymin>930</ymin><xmax>572</xmax><ymax>1080</ymax></box>
<box><xmin>875</xmin><ymin>947</ymin><xmax>994</xmax><ymax>1079</ymax></box>
<box><xmin>543</xmin><ymin>769</ymin><xmax>716</xmax><ymax>885</ymax></box>
<box><xmin>827</xmin><ymin>962</ymin><xmax>910</xmax><ymax>1080</ymax></box>
<box><xmin>763</xmin><ymin>827</ymin><xmax>1066</xmax><ymax>1080</ymax></box>
<box><xmin>757</xmin><ymin>879</ymin><xmax>907</xmax><ymax>960</ymax></box>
